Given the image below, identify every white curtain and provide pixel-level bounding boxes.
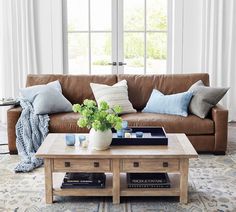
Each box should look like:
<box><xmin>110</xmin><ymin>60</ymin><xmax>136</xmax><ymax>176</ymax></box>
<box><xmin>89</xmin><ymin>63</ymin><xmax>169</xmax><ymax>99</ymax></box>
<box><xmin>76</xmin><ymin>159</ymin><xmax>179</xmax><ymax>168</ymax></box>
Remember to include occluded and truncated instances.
<box><xmin>201</xmin><ymin>0</ymin><xmax>236</xmax><ymax>121</ymax></box>
<box><xmin>0</xmin><ymin>0</ymin><xmax>38</xmax><ymax>123</ymax></box>
<box><xmin>169</xmin><ymin>0</ymin><xmax>236</xmax><ymax>121</ymax></box>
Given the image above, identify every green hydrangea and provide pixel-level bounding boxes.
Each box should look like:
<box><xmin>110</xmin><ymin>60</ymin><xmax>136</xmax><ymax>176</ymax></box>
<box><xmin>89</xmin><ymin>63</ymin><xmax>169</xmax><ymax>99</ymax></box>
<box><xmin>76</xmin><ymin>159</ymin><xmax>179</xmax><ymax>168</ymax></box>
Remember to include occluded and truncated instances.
<box><xmin>113</xmin><ymin>105</ymin><xmax>122</xmax><ymax>114</ymax></box>
<box><xmin>77</xmin><ymin>118</ymin><xmax>88</xmax><ymax>128</ymax></box>
<box><xmin>72</xmin><ymin>99</ymin><xmax>123</xmax><ymax>131</ymax></box>
<box><xmin>99</xmin><ymin>101</ymin><xmax>109</xmax><ymax>111</ymax></box>
<box><xmin>72</xmin><ymin>104</ymin><xmax>81</xmax><ymax>113</ymax></box>
<box><xmin>83</xmin><ymin>99</ymin><xmax>96</xmax><ymax>107</ymax></box>
<box><xmin>92</xmin><ymin>120</ymin><xmax>102</xmax><ymax>130</ymax></box>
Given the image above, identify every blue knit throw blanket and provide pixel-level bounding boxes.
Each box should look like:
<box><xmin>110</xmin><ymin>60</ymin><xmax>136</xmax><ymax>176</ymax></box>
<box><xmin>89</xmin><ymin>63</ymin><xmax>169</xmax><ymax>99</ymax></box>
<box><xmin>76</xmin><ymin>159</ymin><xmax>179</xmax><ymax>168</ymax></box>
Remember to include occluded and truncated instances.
<box><xmin>15</xmin><ymin>99</ymin><xmax>50</xmax><ymax>172</ymax></box>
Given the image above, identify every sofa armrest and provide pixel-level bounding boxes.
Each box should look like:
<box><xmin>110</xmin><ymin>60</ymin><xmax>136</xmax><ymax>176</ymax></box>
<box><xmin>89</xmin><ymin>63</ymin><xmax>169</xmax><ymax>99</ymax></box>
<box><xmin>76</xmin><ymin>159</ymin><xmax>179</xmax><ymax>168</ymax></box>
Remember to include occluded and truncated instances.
<box><xmin>211</xmin><ymin>104</ymin><xmax>228</xmax><ymax>154</ymax></box>
<box><xmin>7</xmin><ymin>106</ymin><xmax>22</xmax><ymax>154</ymax></box>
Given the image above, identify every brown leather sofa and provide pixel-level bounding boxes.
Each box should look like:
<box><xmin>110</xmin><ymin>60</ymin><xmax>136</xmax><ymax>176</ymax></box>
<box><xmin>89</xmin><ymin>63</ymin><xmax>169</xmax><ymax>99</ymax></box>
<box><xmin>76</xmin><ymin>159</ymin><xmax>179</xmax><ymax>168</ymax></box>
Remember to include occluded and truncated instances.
<box><xmin>7</xmin><ymin>73</ymin><xmax>228</xmax><ymax>154</ymax></box>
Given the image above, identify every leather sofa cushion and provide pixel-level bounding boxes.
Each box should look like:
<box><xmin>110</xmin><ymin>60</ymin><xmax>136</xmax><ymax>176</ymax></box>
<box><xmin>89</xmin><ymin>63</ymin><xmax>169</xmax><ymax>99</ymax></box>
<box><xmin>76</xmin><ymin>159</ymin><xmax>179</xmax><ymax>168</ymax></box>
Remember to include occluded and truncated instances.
<box><xmin>49</xmin><ymin>112</ymin><xmax>89</xmax><ymax>133</ymax></box>
<box><xmin>118</xmin><ymin>73</ymin><xmax>209</xmax><ymax>110</ymax></box>
<box><xmin>26</xmin><ymin>74</ymin><xmax>117</xmax><ymax>104</ymax></box>
<box><xmin>121</xmin><ymin>112</ymin><xmax>214</xmax><ymax>135</ymax></box>
<box><xmin>49</xmin><ymin>111</ymin><xmax>214</xmax><ymax>135</ymax></box>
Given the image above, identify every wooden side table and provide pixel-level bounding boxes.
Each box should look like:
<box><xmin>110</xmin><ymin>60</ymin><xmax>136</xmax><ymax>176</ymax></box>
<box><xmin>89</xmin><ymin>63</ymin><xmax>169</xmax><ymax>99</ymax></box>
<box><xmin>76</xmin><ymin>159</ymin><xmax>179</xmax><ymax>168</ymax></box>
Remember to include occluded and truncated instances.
<box><xmin>0</xmin><ymin>99</ymin><xmax>19</xmax><ymax>154</ymax></box>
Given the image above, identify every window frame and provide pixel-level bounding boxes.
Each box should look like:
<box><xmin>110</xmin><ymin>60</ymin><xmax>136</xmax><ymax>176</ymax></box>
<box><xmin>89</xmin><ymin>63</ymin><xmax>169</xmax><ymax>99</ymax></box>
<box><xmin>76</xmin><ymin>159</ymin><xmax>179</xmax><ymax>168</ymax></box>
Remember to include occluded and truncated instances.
<box><xmin>62</xmin><ymin>0</ymin><xmax>175</xmax><ymax>75</ymax></box>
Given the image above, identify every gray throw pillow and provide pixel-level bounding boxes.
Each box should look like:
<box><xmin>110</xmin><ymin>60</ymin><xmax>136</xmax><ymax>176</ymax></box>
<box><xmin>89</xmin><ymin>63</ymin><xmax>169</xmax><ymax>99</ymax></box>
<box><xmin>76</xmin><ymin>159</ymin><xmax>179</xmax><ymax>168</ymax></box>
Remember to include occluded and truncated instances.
<box><xmin>188</xmin><ymin>80</ymin><xmax>229</xmax><ymax>118</ymax></box>
<box><xmin>20</xmin><ymin>80</ymin><xmax>62</xmax><ymax>102</ymax></box>
<box><xmin>33</xmin><ymin>87</ymin><xmax>72</xmax><ymax>115</ymax></box>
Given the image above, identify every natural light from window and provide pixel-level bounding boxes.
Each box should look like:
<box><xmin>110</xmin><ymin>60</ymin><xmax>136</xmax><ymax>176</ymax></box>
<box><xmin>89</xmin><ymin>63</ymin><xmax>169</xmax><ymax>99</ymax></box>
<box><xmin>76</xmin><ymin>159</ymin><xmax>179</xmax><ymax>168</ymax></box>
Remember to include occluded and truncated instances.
<box><xmin>66</xmin><ymin>0</ymin><xmax>167</xmax><ymax>75</ymax></box>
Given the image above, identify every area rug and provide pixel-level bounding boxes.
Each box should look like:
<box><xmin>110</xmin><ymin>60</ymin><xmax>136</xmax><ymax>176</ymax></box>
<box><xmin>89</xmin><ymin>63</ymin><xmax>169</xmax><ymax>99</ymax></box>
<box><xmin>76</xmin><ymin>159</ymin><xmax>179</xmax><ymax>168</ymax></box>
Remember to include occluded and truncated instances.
<box><xmin>0</xmin><ymin>125</ymin><xmax>236</xmax><ymax>212</ymax></box>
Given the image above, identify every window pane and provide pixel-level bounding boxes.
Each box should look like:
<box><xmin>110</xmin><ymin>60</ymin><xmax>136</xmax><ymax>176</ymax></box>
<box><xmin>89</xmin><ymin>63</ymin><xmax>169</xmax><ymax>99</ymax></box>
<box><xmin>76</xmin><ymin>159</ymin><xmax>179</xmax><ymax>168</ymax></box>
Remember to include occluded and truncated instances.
<box><xmin>67</xmin><ymin>0</ymin><xmax>88</xmax><ymax>31</ymax></box>
<box><xmin>91</xmin><ymin>0</ymin><xmax>111</xmax><ymax>31</ymax></box>
<box><xmin>124</xmin><ymin>33</ymin><xmax>144</xmax><ymax>74</ymax></box>
<box><xmin>147</xmin><ymin>0</ymin><xmax>167</xmax><ymax>31</ymax></box>
<box><xmin>91</xmin><ymin>33</ymin><xmax>112</xmax><ymax>74</ymax></box>
<box><xmin>146</xmin><ymin>32</ymin><xmax>167</xmax><ymax>74</ymax></box>
<box><xmin>68</xmin><ymin>33</ymin><xmax>89</xmax><ymax>74</ymax></box>
<box><xmin>124</xmin><ymin>0</ymin><xmax>144</xmax><ymax>31</ymax></box>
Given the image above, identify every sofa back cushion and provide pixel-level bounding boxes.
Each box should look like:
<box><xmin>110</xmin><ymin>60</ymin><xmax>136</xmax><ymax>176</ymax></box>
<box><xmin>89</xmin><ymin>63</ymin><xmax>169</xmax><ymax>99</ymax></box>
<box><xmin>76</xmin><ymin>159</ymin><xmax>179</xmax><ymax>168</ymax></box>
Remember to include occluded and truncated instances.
<box><xmin>26</xmin><ymin>74</ymin><xmax>117</xmax><ymax>104</ymax></box>
<box><xmin>26</xmin><ymin>73</ymin><xmax>209</xmax><ymax>110</ymax></box>
<box><xmin>117</xmin><ymin>73</ymin><xmax>209</xmax><ymax>110</ymax></box>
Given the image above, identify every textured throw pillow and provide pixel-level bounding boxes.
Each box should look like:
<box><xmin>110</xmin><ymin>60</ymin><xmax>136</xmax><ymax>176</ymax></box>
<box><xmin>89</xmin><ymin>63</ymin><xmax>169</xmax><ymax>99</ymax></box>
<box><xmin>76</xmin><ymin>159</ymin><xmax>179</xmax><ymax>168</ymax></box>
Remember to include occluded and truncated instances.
<box><xmin>90</xmin><ymin>80</ymin><xmax>136</xmax><ymax>114</ymax></box>
<box><xmin>188</xmin><ymin>80</ymin><xmax>229</xmax><ymax>118</ymax></box>
<box><xmin>20</xmin><ymin>80</ymin><xmax>62</xmax><ymax>102</ymax></box>
<box><xmin>142</xmin><ymin>89</ymin><xmax>193</xmax><ymax>117</ymax></box>
<box><xmin>33</xmin><ymin>87</ymin><xmax>72</xmax><ymax>115</ymax></box>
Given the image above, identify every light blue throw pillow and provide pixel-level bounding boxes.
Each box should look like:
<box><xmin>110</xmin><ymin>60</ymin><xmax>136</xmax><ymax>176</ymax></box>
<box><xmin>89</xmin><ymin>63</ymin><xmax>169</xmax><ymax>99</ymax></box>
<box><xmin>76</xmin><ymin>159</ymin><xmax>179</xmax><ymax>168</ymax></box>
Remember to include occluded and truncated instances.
<box><xmin>20</xmin><ymin>80</ymin><xmax>62</xmax><ymax>102</ymax></box>
<box><xmin>142</xmin><ymin>89</ymin><xmax>193</xmax><ymax>117</ymax></box>
<box><xmin>33</xmin><ymin>87</ymin><xmax>72</xmax><ymax>115</ymax></box>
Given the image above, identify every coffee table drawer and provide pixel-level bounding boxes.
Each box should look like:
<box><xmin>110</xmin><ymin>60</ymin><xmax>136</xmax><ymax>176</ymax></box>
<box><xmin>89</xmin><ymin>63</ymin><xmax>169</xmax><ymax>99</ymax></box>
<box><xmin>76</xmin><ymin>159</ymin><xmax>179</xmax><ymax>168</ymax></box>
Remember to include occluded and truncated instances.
<box><xmin>122</xmin><ymin>159</ymin><xmax>179</xmax><ymax>172</ymax></box>
<box><xmin>53</xmin><ymin>159</ymin><xmax>111</xmax><ymax>172</ymax></box>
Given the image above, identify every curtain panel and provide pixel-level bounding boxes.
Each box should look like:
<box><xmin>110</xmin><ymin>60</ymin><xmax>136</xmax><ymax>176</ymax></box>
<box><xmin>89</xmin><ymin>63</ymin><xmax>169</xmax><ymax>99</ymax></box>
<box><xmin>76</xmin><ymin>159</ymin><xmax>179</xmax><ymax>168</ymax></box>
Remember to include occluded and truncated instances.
<box><xmin>169</xmin><ymin>0</ymin><xmax>236</xmax><ymax>121</ymax></box>
<box><xmin>0</xmin><ymin>0</ymin><xmax>64</xmax><ymax>123</ymax></box>
<box><xmin>0</xmin><ymin>0</ymin><xmax>38</xmax><ymax>123</ymax></box>
<box><xmin>201</xmin><ymin>0</ymin><xmax>236</xmax><ymax>121</ymax></box>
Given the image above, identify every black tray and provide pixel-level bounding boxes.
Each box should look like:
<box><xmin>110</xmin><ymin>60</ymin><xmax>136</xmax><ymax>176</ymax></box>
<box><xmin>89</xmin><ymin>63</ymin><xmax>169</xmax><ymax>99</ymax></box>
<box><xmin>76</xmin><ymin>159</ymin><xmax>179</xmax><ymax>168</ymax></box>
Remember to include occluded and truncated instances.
<box><xmin>111</xmin><ymin>127</ymin><xmax>168</xmax><ymax>146</ymax></box>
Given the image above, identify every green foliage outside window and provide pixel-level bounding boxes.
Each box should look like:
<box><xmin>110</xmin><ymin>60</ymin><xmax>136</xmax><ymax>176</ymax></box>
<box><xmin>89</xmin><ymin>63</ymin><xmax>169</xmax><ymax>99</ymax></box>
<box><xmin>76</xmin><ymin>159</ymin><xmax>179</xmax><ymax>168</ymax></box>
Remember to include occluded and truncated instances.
<box><xmin>68</xmin><ymin>3</ymin><xmax>167</xmax><ymax>66</ymax></box>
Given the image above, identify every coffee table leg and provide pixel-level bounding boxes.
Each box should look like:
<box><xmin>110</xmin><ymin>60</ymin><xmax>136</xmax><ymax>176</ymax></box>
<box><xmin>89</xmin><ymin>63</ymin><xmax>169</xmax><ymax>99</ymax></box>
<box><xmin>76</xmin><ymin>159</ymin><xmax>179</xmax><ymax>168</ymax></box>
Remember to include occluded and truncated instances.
<box><xmin>112</xmin><ymin>159</ymin><xmax>120</xmax><ymax>204</ymax></box>
<box><xmin>180</xmin><ymin>158</ymin><xmax>189</xmax><ymax>204</ymax></box>
<box><xmin>44</xmin><ymin>159</ymin><xmax>53</xmax><ymax>204</ymax></box>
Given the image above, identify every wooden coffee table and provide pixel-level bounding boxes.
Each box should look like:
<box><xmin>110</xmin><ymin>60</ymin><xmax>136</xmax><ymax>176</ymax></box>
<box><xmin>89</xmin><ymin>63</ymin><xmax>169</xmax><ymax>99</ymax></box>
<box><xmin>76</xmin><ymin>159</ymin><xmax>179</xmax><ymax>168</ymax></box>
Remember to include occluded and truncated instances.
<box><xmin>36</xmin><ymin>133</ymin><xmax>198</xmax><ymax>204</ymax></box>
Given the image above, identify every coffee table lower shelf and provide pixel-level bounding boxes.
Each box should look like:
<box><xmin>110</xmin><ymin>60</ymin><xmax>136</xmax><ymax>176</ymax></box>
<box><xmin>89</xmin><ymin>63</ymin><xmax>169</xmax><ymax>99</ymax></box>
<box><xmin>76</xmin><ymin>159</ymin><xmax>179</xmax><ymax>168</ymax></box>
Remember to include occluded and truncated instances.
<box><xmin>52</xmin><ymin>173</ymin><xmax>180</xmax><ymax>199</ymax></box>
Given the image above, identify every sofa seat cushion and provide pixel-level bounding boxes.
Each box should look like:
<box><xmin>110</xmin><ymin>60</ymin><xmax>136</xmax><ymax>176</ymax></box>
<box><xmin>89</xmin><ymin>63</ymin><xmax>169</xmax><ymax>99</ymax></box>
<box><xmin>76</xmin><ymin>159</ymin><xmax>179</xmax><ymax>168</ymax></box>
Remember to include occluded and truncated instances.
<box><xmin>121</xmin><ymin>112</ymin><xmax>214</xmax><ymax>135</ymax></box>
<box><xmin>49</xmin><ymin>112</ymin><xmax>89</xmax><ymax>133</ymax></box>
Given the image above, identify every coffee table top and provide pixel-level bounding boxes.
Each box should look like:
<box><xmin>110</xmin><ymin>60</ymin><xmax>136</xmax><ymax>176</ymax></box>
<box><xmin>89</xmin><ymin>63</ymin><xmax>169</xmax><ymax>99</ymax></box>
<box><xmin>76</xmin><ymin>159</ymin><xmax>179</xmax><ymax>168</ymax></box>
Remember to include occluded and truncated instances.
<box><xmin>36</xmin><ymin>133</ymin><xmax>198</xmax><ymax>159</ymax></box>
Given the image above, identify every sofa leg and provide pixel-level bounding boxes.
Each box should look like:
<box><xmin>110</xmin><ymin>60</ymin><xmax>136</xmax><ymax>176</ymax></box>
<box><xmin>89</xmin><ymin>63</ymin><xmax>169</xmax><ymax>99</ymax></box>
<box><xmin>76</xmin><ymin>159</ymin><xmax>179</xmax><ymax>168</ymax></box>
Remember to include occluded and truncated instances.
<box><xmin>214</xmin><ymin>151</ymin><xmax>226</xmax><ymax>155</ymax></box>
<box><xmin>9</xmin><ymin>150</ymin><xmax>18</xmax><ymax>155</ymax></box>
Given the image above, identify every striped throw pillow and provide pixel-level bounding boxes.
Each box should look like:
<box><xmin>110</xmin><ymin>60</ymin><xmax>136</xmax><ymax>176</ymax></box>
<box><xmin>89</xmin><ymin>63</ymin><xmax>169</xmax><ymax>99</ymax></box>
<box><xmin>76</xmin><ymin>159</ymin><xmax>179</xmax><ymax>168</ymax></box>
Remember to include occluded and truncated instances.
<box><xmin>90</xmin><ymin>80</ymin><xmax>136</xmax><ymax>114</ymax></box>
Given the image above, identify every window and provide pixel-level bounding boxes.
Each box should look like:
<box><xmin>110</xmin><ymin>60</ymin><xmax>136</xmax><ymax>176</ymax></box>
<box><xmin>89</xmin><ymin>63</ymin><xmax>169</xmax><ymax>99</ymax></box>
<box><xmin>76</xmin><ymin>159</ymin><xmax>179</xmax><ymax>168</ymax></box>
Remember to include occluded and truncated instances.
<box><xmin>65</xmin><ymin>0</ymin><xmax>168</xmax><ymax>74</ymax></box>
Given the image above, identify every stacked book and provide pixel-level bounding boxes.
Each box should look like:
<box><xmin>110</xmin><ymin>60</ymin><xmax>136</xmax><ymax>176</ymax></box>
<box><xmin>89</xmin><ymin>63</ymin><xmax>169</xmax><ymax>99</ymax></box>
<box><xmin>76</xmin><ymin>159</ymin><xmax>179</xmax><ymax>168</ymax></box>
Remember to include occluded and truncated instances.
<box><xmin>61</xmin><ymin>173</ymin><xmax>106</xmax><ymax>189</ymax></box>
<box><xmin>127</xmin><ymin>173</ymin><xmax>171</xmax><ymax>188</ymax></box>
<box><xmin>0</xmin><ymin>98</ymin><xmax>19</xmax><ymax>106</ymax></box>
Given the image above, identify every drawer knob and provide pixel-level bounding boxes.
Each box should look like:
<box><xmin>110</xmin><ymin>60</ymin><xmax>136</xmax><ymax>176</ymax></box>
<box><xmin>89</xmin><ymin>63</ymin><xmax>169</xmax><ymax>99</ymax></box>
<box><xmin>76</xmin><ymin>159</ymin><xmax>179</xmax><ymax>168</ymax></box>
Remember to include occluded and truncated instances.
<box><xmin>163</xmin><ymin>162</ymin><xmax>169</xmax><ymax>167</ymax></box>
<box><xmin>133</xmin><ymin>162</ymin><xmax>139</xmax><ymax>167</ymax></box>
<box><xmin>94</xmin><ymin>162</ymin><xmax>99</xmax><ymax>167</ymax></box>
<box><xmin>65</xmin><ymin>162</ymin><xmax>71</xmax><ymax>167</ymax></box>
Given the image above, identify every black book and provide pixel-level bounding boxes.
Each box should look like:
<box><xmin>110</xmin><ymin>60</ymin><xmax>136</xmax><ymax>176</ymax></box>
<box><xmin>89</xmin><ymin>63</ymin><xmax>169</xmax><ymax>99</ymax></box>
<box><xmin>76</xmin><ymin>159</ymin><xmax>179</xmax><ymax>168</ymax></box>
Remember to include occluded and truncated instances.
<box><xmin>127</xmin><ymin>183</ymin><xmax>171</xmax><ymax>188</ymax></box>
<box><xmin>61</xmin><ymin>172</ymin><xmax>106</xmax><ymax>189</ymax></box>
<box><xmin>61</xmin><ymin>183</ymin><xmax>105</xmax><ymax>189</ymax></box>
<box><xmin>63</xmin><ymin>172</ymin><xmax>106</xmax><ymax>183</ymax></box>
<box><xmin>127</xmin><ymin>173</ymin><xmax>170</xmax><ymax>184</ymax></box>
<box><xmin>62</xmin><ymin>179</ymin><xmax>105</xmax><ymax>186</ymax></box>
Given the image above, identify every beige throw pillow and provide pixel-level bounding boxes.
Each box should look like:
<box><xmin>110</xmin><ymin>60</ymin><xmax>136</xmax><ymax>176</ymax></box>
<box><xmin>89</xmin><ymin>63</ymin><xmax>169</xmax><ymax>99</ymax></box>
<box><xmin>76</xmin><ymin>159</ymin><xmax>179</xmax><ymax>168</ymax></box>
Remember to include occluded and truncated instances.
<box><xmin>90</xmin><ymin>80</ymin><xmax>136</xmax><ymax>114</ymax></box>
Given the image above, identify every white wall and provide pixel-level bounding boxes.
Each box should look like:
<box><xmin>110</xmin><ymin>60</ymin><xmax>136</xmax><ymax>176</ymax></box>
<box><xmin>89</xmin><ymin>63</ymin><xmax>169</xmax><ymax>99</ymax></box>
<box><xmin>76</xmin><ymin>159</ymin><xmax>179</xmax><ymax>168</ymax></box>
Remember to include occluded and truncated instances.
<box><xmin>34</xmin><ymin>0</ymin><xmax>63</xmax><ymax>74</ymax></box>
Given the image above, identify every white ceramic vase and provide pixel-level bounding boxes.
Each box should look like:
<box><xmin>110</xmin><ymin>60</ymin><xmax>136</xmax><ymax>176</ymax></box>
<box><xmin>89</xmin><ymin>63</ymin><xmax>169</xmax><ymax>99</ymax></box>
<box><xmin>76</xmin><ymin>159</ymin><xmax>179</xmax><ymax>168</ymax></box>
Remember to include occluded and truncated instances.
<box><xmin>89</xmin><ymin>128</ymin><xmax>112</xmax><ymax>150</ymax></box>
